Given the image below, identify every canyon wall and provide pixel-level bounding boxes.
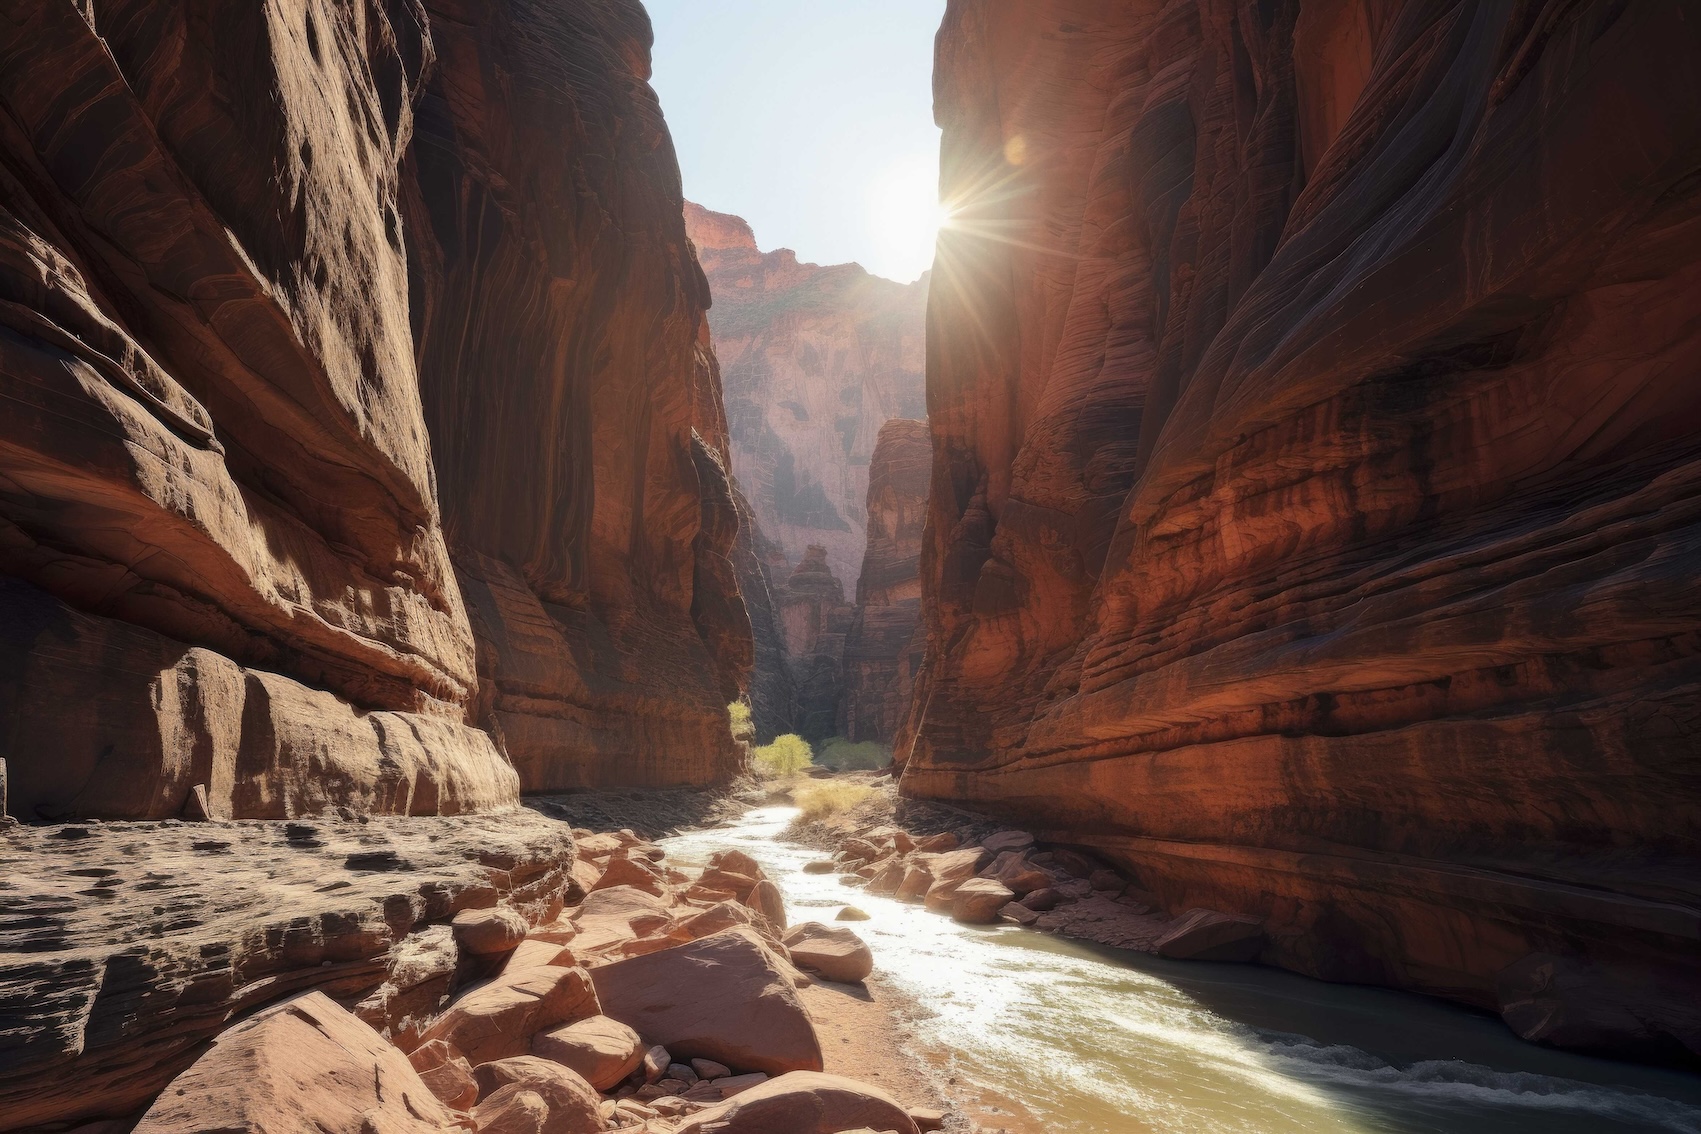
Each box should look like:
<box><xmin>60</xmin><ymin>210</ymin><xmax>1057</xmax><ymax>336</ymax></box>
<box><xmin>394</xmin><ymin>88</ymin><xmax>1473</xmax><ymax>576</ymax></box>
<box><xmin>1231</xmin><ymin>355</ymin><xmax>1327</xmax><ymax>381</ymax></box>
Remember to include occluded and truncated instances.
<box><xmin>908</xmin><ymin>0</ymin><xmax>1701</xmax><ymax>1058</ymax></box>
<box><xmin>840</xmin><ymin>419</ymin><xmax>931</xmax><ymax>745</ymax></box>
<box><xmin>775</xmin><ymin>545</ymin><xmax>855</xmax><ymax>742</ymax></box>
<box><xmin>685</xmin><ymin>203</ymin><xmax>928</xmax><ymax>587</ymax></box>
<box><xmin>0</xmin><ymin>0</ymin><xmax>513</xmax><ymax>819</ymax></box>
<box><xmin>407</xmin><ymin>0</ymin><xmax>749</xmax><ymax>790</ymax></box>
<box><xmin>0</xmin><ymin>0</ymin><xmax>749</xmax><ymax>817</ymax></box>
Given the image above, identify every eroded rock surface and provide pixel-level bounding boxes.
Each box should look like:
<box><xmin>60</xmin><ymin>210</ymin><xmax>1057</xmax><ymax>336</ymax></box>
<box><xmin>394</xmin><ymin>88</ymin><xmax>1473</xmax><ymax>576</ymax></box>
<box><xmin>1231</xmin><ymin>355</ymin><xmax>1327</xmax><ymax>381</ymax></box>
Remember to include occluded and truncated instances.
<box><xmin>0</xmin><ymin>0</ymin><xmax>512</xmax><ymax>821</ymax></box>
<box><xmin>775</xmin><ymin>547</ymin><xmax>856</xmax><ymax>742</ymax></box>
<box><xmin>409</xmin><ymin>1</ymin><xmax>751</xmax><ymax>790</ymax></box>
<box><xmin>839</xmin><ymin>420</ymin><xmax>931</xmax><ymax>745</ymax></box>
<box><xmin>905</xmin><ymin>0</ymin><xmax>1701</xmax><ymax>1057</ymax></box>
<box><xmin>0</xmin><ymin>810</ymin><xmax>573</xmax><ymax>1130</ymax></box>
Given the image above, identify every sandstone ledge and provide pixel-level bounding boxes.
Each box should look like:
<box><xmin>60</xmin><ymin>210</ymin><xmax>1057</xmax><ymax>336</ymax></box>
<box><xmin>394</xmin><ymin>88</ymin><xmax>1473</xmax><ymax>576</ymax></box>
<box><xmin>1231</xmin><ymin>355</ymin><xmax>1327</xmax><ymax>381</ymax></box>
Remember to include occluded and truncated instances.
<box><xmin>0</xmin><ymin>809</ymin><xmax>574</xmax><ymax>1130</ymax></box>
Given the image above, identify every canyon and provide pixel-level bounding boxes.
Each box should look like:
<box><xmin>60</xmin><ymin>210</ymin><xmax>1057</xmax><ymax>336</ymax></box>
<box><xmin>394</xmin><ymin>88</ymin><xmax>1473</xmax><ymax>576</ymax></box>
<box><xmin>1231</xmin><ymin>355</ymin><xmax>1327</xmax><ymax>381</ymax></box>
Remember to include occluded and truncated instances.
<box><xmin>1</xmin><ymin>0</ymin><xmax>1698</xmax><ymax>1131</ymax></box>
<box><xmin>684</xmin><ymin>202</ymin><xmax>927</xmax><ymax>591</ymax></box>
<box><xmin>902</xmin><ymin>0</ymin><xmax>1701</xmax><ymax>1061</ymax></box>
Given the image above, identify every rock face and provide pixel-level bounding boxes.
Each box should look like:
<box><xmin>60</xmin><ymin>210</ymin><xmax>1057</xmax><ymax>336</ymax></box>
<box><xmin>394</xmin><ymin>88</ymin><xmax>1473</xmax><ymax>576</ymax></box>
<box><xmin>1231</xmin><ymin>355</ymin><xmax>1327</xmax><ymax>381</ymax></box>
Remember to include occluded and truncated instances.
<box><xmin>0</xmin><ymin>0</ymin><xmax>752</xmax><ymax>812</ymax></box>
<box><xmin>839</xmin><ymin>420</ymin><xmax>931</xmax><ymax>744</ymax></box>
<box><xmin>0</xmin><ymin>0</ymin><xmax>514</xmax><ymax>820</ymax></box>
<box><xmin>775</xmin><ymin>547</ymin><xmax>855</xmax><ymax>741</ymax></box>
<box><xmin>907</xmin><ymin>0</ymin><xmax>1701</xmax><ymax>1055</ymax></box>
<box><xmin>0</xmin><ymin>810</ymin><xmax>575</xmax><ymax>1130</ymax></box>
<box><xmin>685</xmin><ymin>203</ymin><xmax>929</xmax><ymax>588</ymax></box>
<box><xmin>408</xmin><ymin>1</ymin><xmax>750</xmax><ymax>790</ymax></box>
<box><xmin>731</xmin><ymin>484</ymin><xmax>799</xmax><ymax>742</ymax></box>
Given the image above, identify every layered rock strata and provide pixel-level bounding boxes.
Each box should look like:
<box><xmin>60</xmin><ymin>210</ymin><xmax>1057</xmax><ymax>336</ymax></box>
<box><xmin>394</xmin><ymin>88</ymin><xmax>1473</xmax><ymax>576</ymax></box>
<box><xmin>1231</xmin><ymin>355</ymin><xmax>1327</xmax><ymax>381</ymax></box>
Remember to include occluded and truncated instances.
<box><xmin>839</xmin><ymin>420</ymin><xmax>931</xmax><ymax>745</ymax></box>
<box><xmin>0</xmin><ymin>0</ymin><xmax>514</xmax><ymax>819</ymax></box>
<box><xmin>775</xmin><ymin>547</ymin><xmax>855</xmax><ymax>742</ymax></box>
<box><xmin>907</xmin><ymin>0</ymin><xmax>1701</xmax><ymax>1058</ymax></box>
<box><xmin>0</xmin><ymin>810</ymin><xmax>575</xmax><ymax>1130</ymax></box>
<box><xmin>685</xmin><ymin>203</ymin><xmax>929</xmax><ymax>586</ymax></box>
<box><xmin>406</xmin><ymin>0</ymin><xmax>750</xmax><ymax>790</ymax></box>
<box><xmin>0</xmin><ymin>0</ymin><xmax>751</xmax><ymax>812</ymax></box>
<box><xmin>731</xmin><ymin>485</ymin><xmax>799</xmax><ymax>742</ymax></box>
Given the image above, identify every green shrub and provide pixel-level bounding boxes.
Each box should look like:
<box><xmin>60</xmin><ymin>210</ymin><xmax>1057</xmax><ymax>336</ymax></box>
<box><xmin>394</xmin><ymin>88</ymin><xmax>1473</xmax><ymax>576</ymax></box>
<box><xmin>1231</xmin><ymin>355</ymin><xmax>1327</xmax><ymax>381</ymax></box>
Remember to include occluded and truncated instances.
<box><xmin>752</xmin><ymin>734</ymin><xmax>813</xmax><ymax>777</ymax></box>
<box><xmin>728</xmin><ymin>700</ymin><xmax>754</xmax><ymax>743</ymax></box>
<box><xmin>816</xmin><ymin>737</ymin><xmax>889</xmax><ymax>771</ymax></box>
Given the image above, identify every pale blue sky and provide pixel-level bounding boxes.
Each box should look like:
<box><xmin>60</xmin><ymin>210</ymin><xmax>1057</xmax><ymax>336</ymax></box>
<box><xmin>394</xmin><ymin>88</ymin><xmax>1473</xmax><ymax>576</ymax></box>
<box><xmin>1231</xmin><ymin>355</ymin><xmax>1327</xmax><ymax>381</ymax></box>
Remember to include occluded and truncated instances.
<box><xmin>644</xmin><ymin>0</ymin><xmax>948</xmax><ymax>282</ymax></box>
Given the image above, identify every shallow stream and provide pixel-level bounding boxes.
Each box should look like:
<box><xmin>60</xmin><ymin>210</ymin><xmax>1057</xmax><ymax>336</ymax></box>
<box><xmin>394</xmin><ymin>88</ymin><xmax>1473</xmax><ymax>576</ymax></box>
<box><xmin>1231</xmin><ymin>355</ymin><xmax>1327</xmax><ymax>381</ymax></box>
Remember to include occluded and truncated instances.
<box><xmin>659</xmin><ymin>805</ymin><xmax>1701</xmax><ymax>1134</ymax></box>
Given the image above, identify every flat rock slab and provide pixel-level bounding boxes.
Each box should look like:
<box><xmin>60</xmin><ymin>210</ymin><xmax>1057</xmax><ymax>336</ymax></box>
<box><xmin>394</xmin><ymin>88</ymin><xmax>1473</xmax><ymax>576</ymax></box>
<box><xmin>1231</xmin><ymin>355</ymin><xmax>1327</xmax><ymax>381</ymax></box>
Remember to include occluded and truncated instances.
<box><xmin>591</xmin><ymin>926</ymin><xmax>823</xmax><ymax>1076</ymax></box>
<box><xmin>0</xmin><ymin>810</ymin><xmax>575</xmax><ymax>1131</ymax></box>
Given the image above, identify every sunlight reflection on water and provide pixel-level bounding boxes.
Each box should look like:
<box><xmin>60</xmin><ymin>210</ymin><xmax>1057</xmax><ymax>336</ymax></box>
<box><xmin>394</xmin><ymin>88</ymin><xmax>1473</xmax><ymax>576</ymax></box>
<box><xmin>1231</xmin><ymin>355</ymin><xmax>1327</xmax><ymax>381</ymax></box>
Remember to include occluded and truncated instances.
<box><xmin>660</xmin><ymin>806</ymin><xmax>1701</xmax><ymax>1134</ymax></box>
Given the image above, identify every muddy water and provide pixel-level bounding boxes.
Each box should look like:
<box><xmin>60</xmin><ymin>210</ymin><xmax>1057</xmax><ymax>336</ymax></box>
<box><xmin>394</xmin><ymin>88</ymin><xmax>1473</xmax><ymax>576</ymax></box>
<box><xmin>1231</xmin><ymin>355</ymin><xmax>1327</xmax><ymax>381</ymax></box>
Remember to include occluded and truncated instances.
<box><xmin>660</xmin><ymin>805</ymin><xmax>1701</xmax><ymax>1134</ymax></box>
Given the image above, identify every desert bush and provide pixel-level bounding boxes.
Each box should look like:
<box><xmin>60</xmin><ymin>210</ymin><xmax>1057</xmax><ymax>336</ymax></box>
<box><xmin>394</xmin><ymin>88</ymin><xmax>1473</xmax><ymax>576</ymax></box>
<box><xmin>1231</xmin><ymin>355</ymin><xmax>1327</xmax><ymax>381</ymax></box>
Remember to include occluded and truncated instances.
<box><xmin>816</xmin><ymin>737</ymin><xmax>889</xmax><ymax>771</ymax></box>
<box><xmin>752</xmin><ymin>733</ymin><xmax>813</xmax><ymax>777</ymax></box>
<box><xmin>728</xmin><ymin>700</ymin><xmax>755</xmax><ymax>743</ymax></box>
<box><xmin>793</xmin><ymin>781</ymin><xmax>875</xmax><ymax>821</ymax></box>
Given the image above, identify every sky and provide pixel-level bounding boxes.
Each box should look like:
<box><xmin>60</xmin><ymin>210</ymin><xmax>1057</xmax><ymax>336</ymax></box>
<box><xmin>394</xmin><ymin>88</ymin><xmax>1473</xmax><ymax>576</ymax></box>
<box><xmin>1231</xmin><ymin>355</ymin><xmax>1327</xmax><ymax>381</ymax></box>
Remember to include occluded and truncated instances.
<box><xmin>644</xmin><ymin>0</ymin><xmax>948</xmax><ymax>283</ymax></box>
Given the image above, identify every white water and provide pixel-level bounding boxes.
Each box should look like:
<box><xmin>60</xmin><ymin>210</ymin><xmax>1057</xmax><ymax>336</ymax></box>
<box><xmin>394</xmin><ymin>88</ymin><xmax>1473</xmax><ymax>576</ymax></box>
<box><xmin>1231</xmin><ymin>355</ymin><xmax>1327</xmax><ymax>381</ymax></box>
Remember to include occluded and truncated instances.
<box><xmin>660</xmin><ymin>806</ymin><xmax>1701</xmax><ymax>1134</ymax></box>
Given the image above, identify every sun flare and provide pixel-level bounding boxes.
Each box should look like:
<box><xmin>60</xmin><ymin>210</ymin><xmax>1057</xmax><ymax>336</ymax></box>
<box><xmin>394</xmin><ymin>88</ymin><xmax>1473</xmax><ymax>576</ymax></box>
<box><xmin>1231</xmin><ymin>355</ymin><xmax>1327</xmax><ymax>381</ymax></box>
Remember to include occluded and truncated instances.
<box><xmin>867</xmin><ymin>157</ymin><xmax>953</xmax><ymax>281</ymax></box>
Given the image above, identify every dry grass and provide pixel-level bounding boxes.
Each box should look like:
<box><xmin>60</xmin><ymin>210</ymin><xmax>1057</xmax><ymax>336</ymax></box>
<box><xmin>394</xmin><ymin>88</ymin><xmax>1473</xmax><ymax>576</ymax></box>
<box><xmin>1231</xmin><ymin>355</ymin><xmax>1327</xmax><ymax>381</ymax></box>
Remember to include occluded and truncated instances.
<box><xmin>792</xmin><ymin>781</ymin><xmax>876</xmax><ymax>821</ymax></box>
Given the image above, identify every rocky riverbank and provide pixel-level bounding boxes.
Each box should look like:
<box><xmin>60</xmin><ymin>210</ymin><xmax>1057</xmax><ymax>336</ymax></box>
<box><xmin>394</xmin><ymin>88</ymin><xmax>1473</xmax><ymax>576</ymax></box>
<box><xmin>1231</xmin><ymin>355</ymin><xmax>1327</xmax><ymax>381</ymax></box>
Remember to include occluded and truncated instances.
<box><xmin>790</xmin><ymin>779</ymin><xmax>1263</xmax><ymax>960</ymax></box>
<box><xmin>1</xmin><ymin>797</ymin><xmax>962</xmax><ymax>1134</ymax></box>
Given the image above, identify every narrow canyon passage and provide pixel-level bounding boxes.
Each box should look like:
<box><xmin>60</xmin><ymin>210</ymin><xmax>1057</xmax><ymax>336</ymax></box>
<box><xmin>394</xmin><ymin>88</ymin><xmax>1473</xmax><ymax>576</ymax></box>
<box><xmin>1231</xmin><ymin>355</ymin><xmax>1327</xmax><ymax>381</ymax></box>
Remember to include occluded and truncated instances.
<box><xmin>664</xmin><ymin>808</ymin><xmax>1701</xmax><ymax>1134</ymax></box>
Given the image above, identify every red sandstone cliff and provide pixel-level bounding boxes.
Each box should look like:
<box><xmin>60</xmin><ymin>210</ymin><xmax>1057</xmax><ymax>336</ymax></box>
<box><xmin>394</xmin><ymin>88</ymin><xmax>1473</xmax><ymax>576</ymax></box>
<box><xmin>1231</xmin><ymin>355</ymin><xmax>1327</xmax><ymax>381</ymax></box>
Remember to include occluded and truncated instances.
<box><xmin>0</xmin><ymin>1</ymin><xmax>512</xmax><ymax>819</ymax></box>
<box><xmin>0</xmin><ymin>0</ymin><xmax>750</xmax><ymax>815</ymax></box>
<box><xmin>684</xmin><ymin>202</ymin><xmax>928</xmax><ymax>588</ymax></box>
<box><xmin>908</xmin><ymin>0</ymin><xmax>1701</xmax><ymax>1058</ymax></box>
<box><xmin>407</xmin><ymin>0</ymin><xmax>750</xmax><ymax>790</ymax></box>
<box><xmin>840</xmin><ymin>420</ymin><xmax>931</xmax><ymax>745</ymax></box>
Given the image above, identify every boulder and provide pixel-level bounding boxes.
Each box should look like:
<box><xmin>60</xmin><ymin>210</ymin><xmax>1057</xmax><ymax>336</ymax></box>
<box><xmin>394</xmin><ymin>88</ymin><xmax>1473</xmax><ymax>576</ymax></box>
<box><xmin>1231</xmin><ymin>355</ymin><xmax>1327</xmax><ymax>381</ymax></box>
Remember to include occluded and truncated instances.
<box><xmin>591</xmin><ymin>927</ymin><xmax>824</xmax><ymax>1075</ymax></box>
<box><xmin>951</xmin><ymin>879</ymin><xmax>1015</xmax><ymax>925</ymax></box>
<box><xmin>409</xmin><ymin>1039</ymin><xmax>480</xmax><ymax>1109</ymax></box>
<box><xmin>471</xmin><ymin>1057</ymin><xmax>603</xmax><ymax>1134</ymax></box>
<box><xmin>1088</xmin><ymin>869</ymin><xmax>1125</xmax><ymax>894</ymax></box>
<box><xmin>923</xmin><ymin>878</ymin><xmax>962</xmax><ymax>913</ymax></box>
<box><xmin>673</xmin><ymin>1071</ymin><xmax>920</xmax><ymax>1134</ymax></box>
<box><xmin>691</xmin><ymin>1058</ymin><xmax>732</xmax><ymax>1080</ymax></box>
<box><xmin>642</xmin><ymin>1044</ymin><xmax>673</xmax><ymax>1084</ymax></box>
<box><xmin>416</xmin><ymin>963</ymin><xmax>599</xmax><ymax>1066</ymax></box>
<box><xmin>835</xmin><ymin>906</ymin><xmax>871</xmax><ymax>922</ymax></box>
<box><xmin>1001</xmin><ymin>903</ymin><xmax>1039</xmax><ymax>927</ymax></box>
<box><xmin>980</xmin><ymin>851</ymin><xmax>1052</xmax><ymax>896</ymax></box>
<box><xmin>472</xmin><ymin>1087</ymin><xmax>549</xmax><ymax>1134</ymax></box>
<box><xmin>531</xmin><ymin>1015</ymin><xmax>644</xmax><ymax>1091</ymax></box>
<box><xmin>454</xmin><ymin>907</ymin><xmax>530</xmax><ymax>956</ymax></box>
<box><xmin>592</xmin><ymin>855</ymin><xmax>668</xmax><ymax>897</ymax></box>
<box><xmin>1155</xmin><ymin>909</ymin><xmax>1263</xmax><ymax>962</ymax></box>
<box><xmin>782</xmin><ymin>923</ymin><xmax>874</xmax><ymax>983</ymax></box>
<box><xmin>980</xmin><ymin>831</ymin><xmax>1034</xmax><ymax>855</ymax></box>
<box><xmin>671</xmin><ymin>899</ymin><xmax>771</xmax><ymax>945</ymax></box>
<box><xmin>132</xmin><ymin>993</ymin><xmax>453</xmax><ymax>1134</ymax></box>
<box><xmin>894</xmin><ymin>865</ymin><xmax>934</xmax><ymax>902</ymax></box>
<box><xmin>1019</xmin><ymin>888</ymin><xmax>1064</xmax><ymax>912</ymax></box>
<box><xmin>802</xmin><ymin>861</ymin><xmax>838</xmax><ymax>874</ymax></box>
<box><xmin>744</xmin><ymin>878</ymin><xmax>787</xmax><ymax>931</ymax></box>
<box><xmin>866</xmin><ymin>859</ymin><xmax>908</xmax><ymax>896</ymax></box>
<box><xmin>912</xmin><ymin>834</ymin><xmax>958</xmax><ymax>853</ymax></box>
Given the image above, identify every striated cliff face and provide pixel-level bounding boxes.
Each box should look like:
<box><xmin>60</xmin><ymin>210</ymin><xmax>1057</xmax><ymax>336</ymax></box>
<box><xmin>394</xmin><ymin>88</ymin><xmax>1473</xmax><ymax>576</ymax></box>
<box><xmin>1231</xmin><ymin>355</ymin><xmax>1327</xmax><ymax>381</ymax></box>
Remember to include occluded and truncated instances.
<box><xmin>0</xmin><ymin>0</ymin><xmax>512</xmax><ymax>819</ymax></box>
<box><xmin>0</xmin><ymin>0</ymin><xmax>749</xmax><ymax>817</ymax></box>
<box><xmin>776</xmin><ymin>545</ymin><xmax>855</xmax><ymax>742</ymax></box>
<box><xmin>406</xmin><ymin>0</ymin><xmax>749</xmax><ymax>790</ymax></box>
<box><xmin>685</xmin><ymin>202</ymin><xmax>928</xmax><ymax>587</ymax></box>
<box><xmin>840</xmin><ymin>419</ymin><xmax>931</xmax><ymax>745</ymax></box>
<box><xmin>908</xmin><ymin>0</ymin><xmax>1701</xmax><ymax>1057</ymax></box>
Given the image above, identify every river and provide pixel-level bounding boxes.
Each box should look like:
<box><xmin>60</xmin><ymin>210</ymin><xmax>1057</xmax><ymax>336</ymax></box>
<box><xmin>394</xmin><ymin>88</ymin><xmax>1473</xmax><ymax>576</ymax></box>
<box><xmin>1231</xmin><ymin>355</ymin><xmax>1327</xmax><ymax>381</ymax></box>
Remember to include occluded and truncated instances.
<box><xmin>659</xmin><ymin>805</ymin><xmax>1701</xmax><ymax>1134</ymax></box>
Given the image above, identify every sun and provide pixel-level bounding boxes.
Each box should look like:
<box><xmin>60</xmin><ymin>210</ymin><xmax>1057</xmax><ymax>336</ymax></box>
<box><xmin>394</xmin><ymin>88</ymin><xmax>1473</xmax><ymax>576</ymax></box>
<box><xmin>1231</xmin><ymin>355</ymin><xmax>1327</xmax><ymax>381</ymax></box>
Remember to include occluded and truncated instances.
<box><xmin>867</xmin><ymin>157</ymin><xmax>953</xmax><ymax>282</ymax></box>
